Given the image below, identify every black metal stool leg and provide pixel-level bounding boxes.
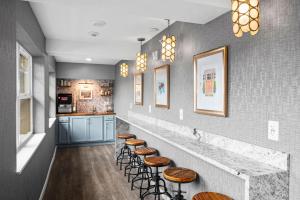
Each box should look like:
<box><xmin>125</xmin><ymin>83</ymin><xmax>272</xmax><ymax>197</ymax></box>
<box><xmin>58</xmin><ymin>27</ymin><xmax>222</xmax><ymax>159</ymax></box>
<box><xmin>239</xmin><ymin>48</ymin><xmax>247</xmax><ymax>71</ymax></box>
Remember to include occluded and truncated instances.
<box><xmin>131</xmin><ymin>160</ymin><xmax>153</xmax><ymax>198</ymax></box>
<box><xmin>116</xmin><ymin>146</ymin><xmax>123</xmax><ymax>166</ymax></box>
<box><xmin>124</xmin><ymin>151</ymin><xmax>132</xmax><ymax>176</ymax></box>
<box><xmin>127</xmin><ymin>154</ymin><xmax>140</xmax><ymax>182</ymax></box>
<box><xmin>119</xmin><ymin>145</ymin><xmax>130</xmax><ymax>170</ymax></box>
<box><xmin>173</xmin><ymin>183</ymin><xmax>187</xmax><ymax>200</ymax></box>
<box><xmin>141</xmin><ymin>167</ymin><xmax>172</xmax><ymax>200</ymax></box>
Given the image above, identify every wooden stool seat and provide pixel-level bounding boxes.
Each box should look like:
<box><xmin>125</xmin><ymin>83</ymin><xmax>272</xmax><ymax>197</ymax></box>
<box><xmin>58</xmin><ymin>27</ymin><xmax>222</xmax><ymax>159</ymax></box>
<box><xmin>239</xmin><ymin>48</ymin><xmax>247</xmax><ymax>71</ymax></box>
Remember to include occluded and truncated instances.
<box><xmin>192</xmin><ymin>192</ymin><xmax>232</xmax><ymax>200</ymax></box>
<box><xmin>125</xmin><ymin>139</ymin><xmax>145</xmax><ymax>146</ymax></box>
<box><xmin>117</xmin><ymin>133</ymin><xmax>135</xmax><ymax>139</ymax></box>
<box><xmin>134</xmin><ymin>147</ymin><xmax>157</xmax><ymax>156</ymax></box>
<box><xmin>163</xmin><ymin>167</ymin><xmax>197</xmax><ymax>183</ymax></box>
<box><xmin>144</xmin><ymin>156</ymin><xmax>171</xmax><ymax>167</ymax></box>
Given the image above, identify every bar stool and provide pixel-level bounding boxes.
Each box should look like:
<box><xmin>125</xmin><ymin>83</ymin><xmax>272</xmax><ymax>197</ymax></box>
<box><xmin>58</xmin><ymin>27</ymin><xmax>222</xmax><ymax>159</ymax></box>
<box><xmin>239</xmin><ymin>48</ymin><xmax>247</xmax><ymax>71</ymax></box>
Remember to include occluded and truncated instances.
<box><xmin>131</xmin><ymin>147</ymin><xmax>157</xmax><ymax>197</ymax></box>
<box><xmin>163</xmin><ymin>167</ymin><xmax>197</xmax><ymax>200</ymax></box>
<box><xmin>124</xmin><ymin>139</ymin><xmax>146</xmax><ymax>181</ymax></box>
<box><xmin>116</xmin><ymin>133</ymin><xmax>135</xmax><ymax>170</ymax></box>
<box><xmin>141</xmin><ymin>156</ymin><xmax>172</xmax><ymax>200</ymax></box>
<box><xmin>192</xmin><ymin>192</ymin><xmax>232</xmax><ymax>200</ymax></box>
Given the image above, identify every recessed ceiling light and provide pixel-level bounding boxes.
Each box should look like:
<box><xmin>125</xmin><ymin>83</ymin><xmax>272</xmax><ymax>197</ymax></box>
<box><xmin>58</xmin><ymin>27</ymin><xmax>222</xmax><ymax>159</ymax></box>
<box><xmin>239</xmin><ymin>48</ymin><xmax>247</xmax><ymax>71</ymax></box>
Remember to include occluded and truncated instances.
<box><xmin>150</xmin><ymin>27</ymin><xmax>160</xmax><ymax>32</ymax></box>
<box><xmin>89</xmin><ymin>31</ymin><xmax>100</xmax><ymax>37</ymax></box>
<box><xmin>85</xmin><ymin>58</ymin><xmax>92</xmax><ymax>62</ymax></box>
<box><xmin>93</xmin><ymin>20</ymin><xmax>107</xmax><ymax>27</ymax></box>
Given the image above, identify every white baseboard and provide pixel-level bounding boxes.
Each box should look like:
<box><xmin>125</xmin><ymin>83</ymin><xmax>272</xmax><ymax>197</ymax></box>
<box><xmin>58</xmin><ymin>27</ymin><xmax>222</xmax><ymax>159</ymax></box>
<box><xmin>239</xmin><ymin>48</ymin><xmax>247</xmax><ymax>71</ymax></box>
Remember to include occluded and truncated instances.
<box><xmin>39</xmin><ymin>146</ymin><xmax>57</xmax><ymax>200</ymax></box>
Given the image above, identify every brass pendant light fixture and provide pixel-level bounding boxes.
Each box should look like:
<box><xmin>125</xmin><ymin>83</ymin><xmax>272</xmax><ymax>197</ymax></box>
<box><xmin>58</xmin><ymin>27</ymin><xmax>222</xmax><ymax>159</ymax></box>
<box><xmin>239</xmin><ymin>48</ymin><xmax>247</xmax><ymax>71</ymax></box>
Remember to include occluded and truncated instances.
<box><xmin>120</xmin><ymin>63</ymin><xmax>128</xmax><ymax>77</ymax></box>
<box><xmin>232</xmin><ymin>0</ymin><xmax>260</xmax><ymax>37</ymax></box>
<box><xmin>161</xmin><ymin>19</ymin><xmax>176</xmax><ymax>62</ymax></box>
<box><xmin>136</xmin><ymin>38</ymin><xmax>147</xmax><ymax>72</ymax></box>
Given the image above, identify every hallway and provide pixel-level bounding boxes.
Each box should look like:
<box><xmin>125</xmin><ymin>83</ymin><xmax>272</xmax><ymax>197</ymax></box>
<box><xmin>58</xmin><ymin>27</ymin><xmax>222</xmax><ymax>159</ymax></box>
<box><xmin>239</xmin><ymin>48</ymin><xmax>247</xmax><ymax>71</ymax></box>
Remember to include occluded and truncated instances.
<box><xmin>43</xmin><ymin>145</ymin><xmax>140</xmax><ymax>200</ymax></box>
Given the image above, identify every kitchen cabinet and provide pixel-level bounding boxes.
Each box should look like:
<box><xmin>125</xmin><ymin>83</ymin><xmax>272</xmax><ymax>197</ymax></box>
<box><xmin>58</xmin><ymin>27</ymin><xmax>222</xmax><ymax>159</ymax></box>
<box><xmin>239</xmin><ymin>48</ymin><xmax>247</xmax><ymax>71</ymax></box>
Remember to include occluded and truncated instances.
<box><xmin>89</xmin><ymin>117</ymin><xmax>104</xmax><ymax>141</ymax></box>
<box><xmin>58</xmin><ymin>122</ymin><xmax>69</xmax><ymax>144</ymax></box>
<box><xmin>70</xmin><ymin>117</ymin><xmax>89</xmax><ymax>143</ymax></box>
<box><xmin>104</xmin><ymin>116</ymin><xmax>115</xmax><ymax>141</ymax></box>
<box><xmin>57</xmin><ymin>115</ymin><xmax>114</xmax><ymax>145</ymax></box>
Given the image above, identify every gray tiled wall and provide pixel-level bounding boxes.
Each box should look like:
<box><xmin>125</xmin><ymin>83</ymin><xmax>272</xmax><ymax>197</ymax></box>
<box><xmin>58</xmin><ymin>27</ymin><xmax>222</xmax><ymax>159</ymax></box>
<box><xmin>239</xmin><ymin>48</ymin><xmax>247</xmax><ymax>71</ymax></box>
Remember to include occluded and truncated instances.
<box><xmin>114</xmin><ymin>0</ymin><xmax>300</xmax><ymax>199</ymax></box>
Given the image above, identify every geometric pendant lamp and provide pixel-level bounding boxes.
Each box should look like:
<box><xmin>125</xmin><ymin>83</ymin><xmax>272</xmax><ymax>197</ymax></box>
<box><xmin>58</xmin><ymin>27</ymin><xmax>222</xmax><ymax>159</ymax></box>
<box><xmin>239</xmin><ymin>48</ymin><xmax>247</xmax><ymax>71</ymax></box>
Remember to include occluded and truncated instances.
<box><xmin>232</xmin><ymin>0</ymin><xmax>260</xmax><ymax>37</ymax></box>
<box><xmin>161</xmin><ymin>19</ymin><xmax>176</xmax><ymax>62</ymax></box>
<box><xmin>136</xmin><ymin>38</ymin><xmax>147</xmax><ymax>72</ymax></box>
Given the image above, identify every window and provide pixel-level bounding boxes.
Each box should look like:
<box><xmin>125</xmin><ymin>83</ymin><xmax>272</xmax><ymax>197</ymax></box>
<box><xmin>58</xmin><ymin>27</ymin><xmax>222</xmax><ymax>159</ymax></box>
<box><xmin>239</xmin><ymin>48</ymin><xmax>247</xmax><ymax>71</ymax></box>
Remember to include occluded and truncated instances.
<box><xmin>16</xmin><ymin>43</ymin><xmax>33</xmax><ymax>148</ymax></box>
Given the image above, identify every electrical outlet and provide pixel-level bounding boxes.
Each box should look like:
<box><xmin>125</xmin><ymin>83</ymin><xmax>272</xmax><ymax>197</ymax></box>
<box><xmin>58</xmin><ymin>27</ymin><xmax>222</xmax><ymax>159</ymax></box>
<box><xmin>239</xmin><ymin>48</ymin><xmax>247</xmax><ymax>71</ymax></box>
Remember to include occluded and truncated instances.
<box><xmin>129</xmin><ymin>103</ymin><xmax>133</xmax><ymax>109</ymax></box>
<box><xmin>268</xmin><ymin>121</ymin><xmax>279</xmax><ymax>141</ymax></box>
<box><xmin>149</xmin><ymin>105</ymin><xmax>152</xmax><ymax>113</ymax></box>
<box><xmin>179</xmin><ymin>109</ymin><xmax>183</xmax><ymax>120</ymax></box>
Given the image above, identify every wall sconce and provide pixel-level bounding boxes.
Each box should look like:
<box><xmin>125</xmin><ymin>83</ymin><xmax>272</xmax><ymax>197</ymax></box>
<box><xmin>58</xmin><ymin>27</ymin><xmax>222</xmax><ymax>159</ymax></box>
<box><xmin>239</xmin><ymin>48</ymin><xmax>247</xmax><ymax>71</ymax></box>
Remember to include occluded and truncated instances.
<box><xmin>120</xmin><ymin>63</ymin><xmax>128</xmax><ymax>77</ymax></box>
<box><xmin>136</xmin><ymin>38</ymin><xmax>147</xmax><ymax>72</ymax></box>
<box><xmin>232</xmin><ymin>0</ymin><xmax>260</xmax><ymax>37</ymax></box>
<box><xmin>161</xmin><ymin>19</ymin><xmax>176</xmax><ymax>62</ymax></box>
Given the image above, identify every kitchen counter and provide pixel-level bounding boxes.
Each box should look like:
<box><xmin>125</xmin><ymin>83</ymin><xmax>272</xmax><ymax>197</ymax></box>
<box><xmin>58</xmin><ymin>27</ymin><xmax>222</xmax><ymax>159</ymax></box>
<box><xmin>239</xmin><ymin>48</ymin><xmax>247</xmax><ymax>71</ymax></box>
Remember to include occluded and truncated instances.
<box><xmin>116</xmin><ymin>113</ymin><xmax>289</xmax><ymax>200</ymax></box>
<box><xmin>57</xmin><ymin>112</ymin><xmax>115</xmax><ymax>117</ymax></box>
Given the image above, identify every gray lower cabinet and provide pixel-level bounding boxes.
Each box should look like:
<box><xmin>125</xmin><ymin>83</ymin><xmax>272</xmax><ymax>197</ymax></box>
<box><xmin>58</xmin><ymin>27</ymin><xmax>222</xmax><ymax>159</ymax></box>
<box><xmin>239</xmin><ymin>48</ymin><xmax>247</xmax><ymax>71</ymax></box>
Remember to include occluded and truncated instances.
<box><xmin>58</xmin><ymin>122</ymin><xmax>69</xmax><ymax>144</ymax></box>
<box><xmin>89</xmin><ymin>117</ymin><xmax>104</xmax><ymax>141</ymax></box>
<box><xmin>70</xmin><ymin>117</ymin><xmax>89</xmax><ymax>143</ymax></box>
<box><xmin>104</xmin><ymin>118</ymin><xmax>114</xmax><ymax>141</ymax></box>
<box><xmin>57</xmin><ymin>115</ymin><xmax>115</xmax><ymax>145</ymax></box>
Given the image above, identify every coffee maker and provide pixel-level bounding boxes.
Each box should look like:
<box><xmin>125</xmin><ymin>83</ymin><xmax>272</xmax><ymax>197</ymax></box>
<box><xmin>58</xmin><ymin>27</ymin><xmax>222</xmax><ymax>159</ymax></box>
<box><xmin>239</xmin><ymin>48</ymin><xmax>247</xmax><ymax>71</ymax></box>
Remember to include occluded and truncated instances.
<box><xmin>57</xmin><ymin>93</ymin><xmax>73</xmax><ymax>113</ymax></box>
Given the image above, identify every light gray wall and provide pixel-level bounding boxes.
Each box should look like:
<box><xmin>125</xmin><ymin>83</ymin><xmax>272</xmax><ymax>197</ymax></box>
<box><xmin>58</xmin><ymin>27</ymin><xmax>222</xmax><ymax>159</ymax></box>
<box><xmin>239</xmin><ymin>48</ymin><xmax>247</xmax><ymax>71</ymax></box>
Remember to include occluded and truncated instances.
<box><xmin>16</xmin><ymin>0</ymin><xmax>45</xmax><ymax>55</ymax></box>
<box><xmin>114</xmin><ymin>60</ymin><xmax>135</xmax><ymax>114</ymax></box>
<box><xmin>114</xmin><ymin>0</ymin><xmax>300</xmax><ymax>199</ymax></box>
<box><xmin>56</xmin><ymin>62</ymin><xmax>116</xmax><ymax>80</ymax></box>
<box><xmin>0</xmin><ymin>1</ymin><xmax>56</xmax><ymax>200</ymax></box>
<box><xmin>0</xmin><ymin>0</ymin><xmax>17</xmax><ymax>198</ymax></box>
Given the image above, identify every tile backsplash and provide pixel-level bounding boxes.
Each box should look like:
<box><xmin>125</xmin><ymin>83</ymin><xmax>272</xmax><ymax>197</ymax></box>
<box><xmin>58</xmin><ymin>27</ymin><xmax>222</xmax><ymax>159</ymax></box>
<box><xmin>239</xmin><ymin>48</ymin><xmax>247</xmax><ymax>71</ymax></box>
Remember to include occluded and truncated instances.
<box><xmin>57</xmin><ymin>79</ymin><xmax>113</xmax><ymax>113</ymax></box>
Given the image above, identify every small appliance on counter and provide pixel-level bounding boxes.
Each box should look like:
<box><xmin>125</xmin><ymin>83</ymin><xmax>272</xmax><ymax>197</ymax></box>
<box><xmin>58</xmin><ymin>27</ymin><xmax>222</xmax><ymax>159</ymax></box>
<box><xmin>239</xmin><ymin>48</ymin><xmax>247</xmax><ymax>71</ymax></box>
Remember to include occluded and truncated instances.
<box><xmin>57</xmin><ymin>93</ymin><xmax>73</xmax><ymax>113</ymax></box>
<box><xmin>105</xmin><ymin>103</ymin><xmax>113</xmax><ymax>112</ymax></box>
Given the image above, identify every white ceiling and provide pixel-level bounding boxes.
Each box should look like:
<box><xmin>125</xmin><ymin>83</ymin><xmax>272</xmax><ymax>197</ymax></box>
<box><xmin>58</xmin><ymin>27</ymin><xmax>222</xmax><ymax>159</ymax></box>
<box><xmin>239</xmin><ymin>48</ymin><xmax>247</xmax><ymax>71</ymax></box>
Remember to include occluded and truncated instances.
<box><xmin>28</xmin><ymin>0</ymin><xmax>230</xmax><ymax>65</ymax></box>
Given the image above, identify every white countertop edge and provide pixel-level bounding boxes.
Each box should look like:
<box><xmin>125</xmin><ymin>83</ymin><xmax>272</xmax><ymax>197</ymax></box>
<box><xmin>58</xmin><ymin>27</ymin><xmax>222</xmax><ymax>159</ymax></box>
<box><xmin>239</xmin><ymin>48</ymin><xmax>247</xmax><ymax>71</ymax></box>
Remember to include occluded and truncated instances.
<box><xmin>117</xmin><ymin>115</ymin><xmax>250</xmax><ymax>181</ymax></box>
<box><xmin>16</xmin><ymin>132</ymin><xmax>46</xmax><ymax>174</ymax></box>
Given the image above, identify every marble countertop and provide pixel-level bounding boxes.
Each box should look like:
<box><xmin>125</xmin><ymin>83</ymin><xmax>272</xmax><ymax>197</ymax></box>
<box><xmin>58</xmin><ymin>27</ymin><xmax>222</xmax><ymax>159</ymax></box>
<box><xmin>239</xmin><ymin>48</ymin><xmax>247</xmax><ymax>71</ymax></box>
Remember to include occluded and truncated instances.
<box><xmin>117</xmin><ymin>115</ymin><xmax>285</xmax><ymax>178</ymax></box>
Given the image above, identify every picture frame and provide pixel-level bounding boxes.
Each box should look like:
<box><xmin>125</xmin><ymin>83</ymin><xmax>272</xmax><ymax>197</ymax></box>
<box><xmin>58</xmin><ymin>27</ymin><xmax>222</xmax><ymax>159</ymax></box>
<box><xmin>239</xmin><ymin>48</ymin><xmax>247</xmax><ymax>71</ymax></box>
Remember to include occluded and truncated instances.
<box><xmin>193</xmin><ymin>46</ymin><xmax>228</xmax><ymax>117</ymax></box>
<box><xmin>154</xmin><ymin>64</ymin><xmax>170</xmax><ymax>108</ymax></box>
<box><xmin>134</xmin><ymin>73</ymin><xmax>143</xmax><ymax>105</ymax></box>
<box><xmin>79</xmin><ymin>85</ymin><xmax>93</xmax><ymax>100</ymax></box>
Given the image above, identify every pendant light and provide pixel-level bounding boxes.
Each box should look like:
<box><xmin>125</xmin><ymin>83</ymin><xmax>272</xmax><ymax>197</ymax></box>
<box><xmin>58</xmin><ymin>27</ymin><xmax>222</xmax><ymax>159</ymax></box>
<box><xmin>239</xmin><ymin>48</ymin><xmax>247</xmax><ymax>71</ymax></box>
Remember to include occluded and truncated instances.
<box><xmin>232</xmin><ymin>0</ymin><xmax>260</xmax><ymax>38</ymax></box>
<box><xmin>136</xmin><ymin>38</ymin><xmax>147</xmax><ymax>72</ymax></box>
<box><xmin>161</xmin><ymin>19</ymin><xmax>176</xmax><ymax>62</ymax></box>
<box><xmin>120</xmin><ymin>63</ymin><xmax>128</xmax><ymax>77</ymax></box>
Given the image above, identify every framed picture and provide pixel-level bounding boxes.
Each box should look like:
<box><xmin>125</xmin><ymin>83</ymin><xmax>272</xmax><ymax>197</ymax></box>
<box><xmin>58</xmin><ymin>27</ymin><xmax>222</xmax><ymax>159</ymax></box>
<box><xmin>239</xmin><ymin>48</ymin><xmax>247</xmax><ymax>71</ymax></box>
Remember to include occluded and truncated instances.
<box><xmin>134</xmin><ymin>73</ymin><xmax>143</xmax><ymax>105</ymax></box>
<box><xmin>80</xmin><ymin>85</ymin><xmax>93</xmax><ymax>100</ymax></box>
<box><xmin>154</xmin><ymin>64</ymin><xmax>170</xmax><ymax>108</ymax></box>
<box><xmin>194</xmin><ymin>46</ymin><xmax>228</xmax><ymax>117</ymax></box>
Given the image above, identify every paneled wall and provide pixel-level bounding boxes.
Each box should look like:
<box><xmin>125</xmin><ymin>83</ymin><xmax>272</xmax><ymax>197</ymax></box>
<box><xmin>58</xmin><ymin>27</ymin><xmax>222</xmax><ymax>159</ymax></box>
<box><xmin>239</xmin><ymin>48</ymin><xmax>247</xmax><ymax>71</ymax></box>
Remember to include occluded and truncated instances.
<box><xmin>114</xmin><ymin>0</ymin><xmax>300</xmax><ymax>199</ymax></box>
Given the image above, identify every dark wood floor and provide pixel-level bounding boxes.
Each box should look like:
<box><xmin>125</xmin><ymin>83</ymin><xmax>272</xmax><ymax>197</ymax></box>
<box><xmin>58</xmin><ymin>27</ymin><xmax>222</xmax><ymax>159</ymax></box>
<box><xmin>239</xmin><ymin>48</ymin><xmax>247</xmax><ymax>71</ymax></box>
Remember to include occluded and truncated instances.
<box><xmin>43</xmin><ymin>144</ymin><xmax>141</xmax><ymax>200</ymax></box>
